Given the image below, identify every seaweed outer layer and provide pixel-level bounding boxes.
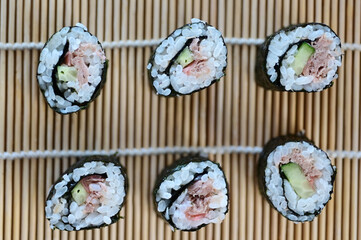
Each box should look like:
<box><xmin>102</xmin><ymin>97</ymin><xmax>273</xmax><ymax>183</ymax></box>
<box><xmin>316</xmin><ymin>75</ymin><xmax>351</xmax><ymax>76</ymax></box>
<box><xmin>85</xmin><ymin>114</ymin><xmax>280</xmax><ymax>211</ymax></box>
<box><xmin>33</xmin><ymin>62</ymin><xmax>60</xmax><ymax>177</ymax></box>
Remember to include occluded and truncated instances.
<box><xmin>153</xmin><ymin>155</ymin><xmax>230</xmax><ymax>231</ymax></box>
<box><xmin>257</xmin><ymin>135</ymin><xmax>337</xmax><ymax>222</ymax></box>
<box><xmin>255</xmin><ymin>23</ymin><xmax>341</xmax><ymax>92</ymax></box>
<box><xmin>37</xmin><ymin>26</ymin><xmax>108</xmax><ymax>114</ymax></box>
<box><xmin>46</xmin><ymin>155</ymin><xmax>128</xmax><ymax>231</ymax></box>
<box><xmin>148</xmin><ymin>21</ymin><xmax>227</xmax><ymax>97</ymax></box>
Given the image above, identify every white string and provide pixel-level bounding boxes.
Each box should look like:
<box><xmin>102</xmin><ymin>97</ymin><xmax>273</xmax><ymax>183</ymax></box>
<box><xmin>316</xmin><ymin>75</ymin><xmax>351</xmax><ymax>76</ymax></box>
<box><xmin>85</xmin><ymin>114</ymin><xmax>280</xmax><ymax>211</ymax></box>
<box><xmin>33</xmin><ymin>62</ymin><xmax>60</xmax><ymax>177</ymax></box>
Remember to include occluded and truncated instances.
<box><xmin>0</xmin><ymin>146</ymin><xmax>263</xmax><ymax>160</ymax></box>
<box><xmin>1</xmin><ymin>146</ymin><xmax>361</xmax><ymax>160</ymax></box>
<box><xmin>0</xmin><ymin>42</ymin><xmax>44</xmax><ymax>50</ymax></box>
<box><xmin>0</xmin><ymin>38</ymin><xmax>360</xmax><ymax>51</ymax></box>
<box><xmin>341</xmin><ymin>43</ymin><xmax>361</xmax><ymax>51</ymax></box>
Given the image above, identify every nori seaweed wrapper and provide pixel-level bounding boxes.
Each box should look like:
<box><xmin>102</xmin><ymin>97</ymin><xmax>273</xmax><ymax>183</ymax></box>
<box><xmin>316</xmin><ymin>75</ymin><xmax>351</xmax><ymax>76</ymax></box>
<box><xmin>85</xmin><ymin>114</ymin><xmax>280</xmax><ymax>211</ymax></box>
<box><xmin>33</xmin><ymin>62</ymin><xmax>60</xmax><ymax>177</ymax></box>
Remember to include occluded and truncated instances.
<box><xmin>153</xmin><ymin>155</ymin><xmax>229</xmax><ymax>231</ymax></box>
<box><xmin>37</xmin><ymin>25</ymin><xmax>108</xmax><ymax>114</ymax></box>
<box><xmin>148</xmin><ymin>21</ymin><xmax>227</xmax><ymax>97</ymax></box>
<box><xmin>255</xmin><ymin>23</ymin><xmax>341</xmax><ymax>92</ymax></box>
<box><xmin>46</xmin><ymin>155</ymin><xmax>128</xmax><ymax>231</ymax></box>
<box><xmin>257</xmin><ymin>134</ymin><xmax>336</xmax><ymax>222</ymax></box>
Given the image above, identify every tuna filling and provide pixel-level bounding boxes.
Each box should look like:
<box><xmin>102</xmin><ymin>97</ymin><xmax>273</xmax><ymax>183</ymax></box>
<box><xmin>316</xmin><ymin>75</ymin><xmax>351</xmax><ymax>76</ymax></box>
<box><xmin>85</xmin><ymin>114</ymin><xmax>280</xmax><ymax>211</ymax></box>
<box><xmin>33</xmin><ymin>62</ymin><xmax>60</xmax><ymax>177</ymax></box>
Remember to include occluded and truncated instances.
<box><xmin>169</xmin><ymin>174</ymin><xmax>227</xmax><ymax>229</ymax></box>
<box><xmin>176</xmin><ymin>38</ymin><xmax>213</xmax><ymax>81</ymax></box>
<box><xmin>301</xmin><ymin>34</ymin><xmax>335</xmax><ymax>83</ymax></box>
<box><xmin>71</xmin><ymin>174</ymin><xmax>107</xmax><ymax>214</ymax></box>
<box><xmin>279</xmin><ymin>148</ymin><xmax>322</xmax><ymax>188</ymax></box>
<box><xmin>55</xmin><ymin>42</ymin><xmax>106</xmax><ymax>99</ymax></box>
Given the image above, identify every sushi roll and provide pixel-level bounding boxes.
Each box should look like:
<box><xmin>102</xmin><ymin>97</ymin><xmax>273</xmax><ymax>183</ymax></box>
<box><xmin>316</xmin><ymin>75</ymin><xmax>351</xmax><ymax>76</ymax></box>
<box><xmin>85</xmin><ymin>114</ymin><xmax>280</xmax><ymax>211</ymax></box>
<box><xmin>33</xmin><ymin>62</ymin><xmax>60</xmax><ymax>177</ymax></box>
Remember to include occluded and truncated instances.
<box><xmin>153</xmin><ymin>156</ymin><xmax>229</xmax><ymax>231</ymax></box>
<box><xmin>37</xmin><ymin>23</ymin><xmax>108</xmax><ymax>114</ymax></box>
<box><xmin>256</xmin><ymin>23</ymin><xmax>342</xmax><ymax>92</ymax></box>
<box><xmin>45</xmin><ymin>156</ymin><xmax>127</xmax><ymax>231</ymax></box>
<box><xmin>147</xmin><ymin>18</ymin><xmax>227</xmax><ymax>96</ymax></box>
<box><xmin>258</xmin><ymin>135</ymin><xmax>336</xmax><ymax>222</ymax></box>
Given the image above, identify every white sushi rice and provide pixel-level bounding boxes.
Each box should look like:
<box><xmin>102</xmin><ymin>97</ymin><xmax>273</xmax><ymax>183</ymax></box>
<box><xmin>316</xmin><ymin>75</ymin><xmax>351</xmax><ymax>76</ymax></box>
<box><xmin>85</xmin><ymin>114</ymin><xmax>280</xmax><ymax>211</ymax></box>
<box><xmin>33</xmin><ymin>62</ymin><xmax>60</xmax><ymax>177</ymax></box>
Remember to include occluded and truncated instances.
<box><xmin>37</xmin><ymin>23</ymin><xmax>106</xmax><ymax>114</ymax></box>
<box><xmin>45</xmin><ymin>161</ymin><xmax>126</xmax><ymax>231</ymax></box>
<box><xmin>148</xmin><ymin>18</ymin><xmax>227</xmax><ymax>96</ymax></box>
<box><xmin>266</xmin><ymin>24</ymin><xmax>342</xmax><ymax>91</ymax></box>
<box><xmin>264</xmin><ymin>141</ymin><xmax>335</xmax><ymax>222</ymax></box>
<box><xmin>155</xmin><ymin>160</ymin><xmax>228</xmax><ymax>230</ymax></box>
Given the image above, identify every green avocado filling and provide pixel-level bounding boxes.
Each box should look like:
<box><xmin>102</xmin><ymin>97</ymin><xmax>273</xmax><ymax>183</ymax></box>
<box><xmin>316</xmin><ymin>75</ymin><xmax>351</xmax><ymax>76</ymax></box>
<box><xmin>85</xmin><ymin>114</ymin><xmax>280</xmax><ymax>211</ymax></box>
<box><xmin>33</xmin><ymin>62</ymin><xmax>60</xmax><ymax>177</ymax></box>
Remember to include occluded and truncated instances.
<box><xmin>176</xmin><ymin>47</ymin><xmax>194</xmax><ymax>67</ymax></box>
<box><xmin>290</xmin><ymin>42</ymin><xmax>316</xmax><ymax>75</ymax></box>
<box><xmin>71</xmin><ymin>183</ymin><xmax>88</xmax><ymax>205</ymax></box>
<box><xmin>280</xmin><ymin>162</ymin><xmax>315</xmax><ymax>199</ymax></box>
<box><xmin>57</xmin><ymin>65</ymin><xmax>78</xmax><ymax>82</ymax></box>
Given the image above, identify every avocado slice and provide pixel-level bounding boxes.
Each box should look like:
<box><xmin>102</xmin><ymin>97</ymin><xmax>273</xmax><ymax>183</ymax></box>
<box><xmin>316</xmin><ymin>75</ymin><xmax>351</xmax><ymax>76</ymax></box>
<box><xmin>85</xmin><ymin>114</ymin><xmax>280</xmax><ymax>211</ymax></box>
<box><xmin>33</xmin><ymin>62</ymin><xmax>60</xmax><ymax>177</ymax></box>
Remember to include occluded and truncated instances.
<box><xmin>280</xmin><ymin>162</ymin><xmax>315</xmax><ymax>198</ymax></box>
<box><xmin>71</xmin><ymin>183</ymin><xmax>88</xmax><ymax>205</ymax></box>
<box><xmin>57</xmin><ymin>65</ymin><xmax>78</xmax><ymax>82</ymax></box>
<box><xmin>290</xmin><ymin>42</ymin><xmax>315</xmax><ymax>75</ymax></box>
<box><xmin>176</xmin><ymin>47</ymin><xmax>194</xmax><ymax>67</ymax></box>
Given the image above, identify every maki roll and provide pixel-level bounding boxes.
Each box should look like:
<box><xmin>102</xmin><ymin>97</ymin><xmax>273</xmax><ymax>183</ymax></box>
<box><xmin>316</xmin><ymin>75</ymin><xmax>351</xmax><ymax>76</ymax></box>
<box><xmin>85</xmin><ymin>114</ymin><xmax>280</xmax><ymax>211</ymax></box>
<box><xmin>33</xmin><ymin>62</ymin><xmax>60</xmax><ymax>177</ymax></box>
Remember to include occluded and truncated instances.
<box><xmin>147</xmin><ymin>18</ymin><xmax>227</xmax><ymax>96</ymax></box>
<box><xmin>256</xmin><ymin>23</ymin><xmax>342</xmax><ymax>92</ymax></box>
<box><xmin>153</xmin><ymin>156</ymin><xmax>229</xmax><ymax>231</ymax></box>
<box><xmin>258</xmin><ymin>135</ymin><xmax>336</xmax><ymax>222</ymax></box>
<box><xmin>37</xmin><ymin>23</ymin><xmax>108</xmax><ymax>114</ymax></box>
<box><xmin>45</xmin><ymin>156</ymin><xmax>127</xmax><ymax>231</ymax></box>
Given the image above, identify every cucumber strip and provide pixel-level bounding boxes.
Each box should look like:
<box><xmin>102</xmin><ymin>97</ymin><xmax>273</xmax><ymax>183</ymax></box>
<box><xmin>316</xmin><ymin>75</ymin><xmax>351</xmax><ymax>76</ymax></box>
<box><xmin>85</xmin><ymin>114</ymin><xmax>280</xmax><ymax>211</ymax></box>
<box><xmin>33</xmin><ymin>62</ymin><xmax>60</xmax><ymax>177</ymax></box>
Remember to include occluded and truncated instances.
<box><xmin>57</xmin><ymin>65</ymin><xmax>78</xmax><ymax>82</ymax></box>
<box><xmin>281</xmin><ymin>162</ymin><xmax>315</xmax><ymax>198</ymax></box>
<box><xmin>71</xmin><ymin>183</ymin><xmax>88</xmax><ymax>205</ymax></box>
<box><xmin>291</xmin><ymin>42</ymin><xmax>315</xmax><ymax>75</ymax></box>
<box><xmin>176</xmin><ymin>47</ymin><xmax>194</xmax><ymax>67</ymax></box>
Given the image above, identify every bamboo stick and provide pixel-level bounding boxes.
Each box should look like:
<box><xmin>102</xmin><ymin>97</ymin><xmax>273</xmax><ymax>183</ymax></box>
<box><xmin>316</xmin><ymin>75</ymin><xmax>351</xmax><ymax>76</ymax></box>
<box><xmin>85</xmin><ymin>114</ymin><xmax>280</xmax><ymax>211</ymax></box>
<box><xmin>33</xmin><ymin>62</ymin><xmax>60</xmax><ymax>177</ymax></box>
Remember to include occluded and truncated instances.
<box><xmin>28</xmin><ymin>1</ymin><xmax>40</xmax><ymax>240</ymax></box>
<box><xmin>134</xmin><ymin>0</ymin><xmax>145</xmax><ymax>239</ymax></box>
<box><xmin>142</xmin><ymin>0</ymin><xmax>152</xmax><ymax>239</ymax></box>
<box><xmin>21</xmin><ymin>0</ymin><xmax>32</xmax><ymax>239</ymax></box>
<box><xmin>4</xmin><ymin>1</ymin><xmax>16</xmax><ymax>239</ymax></box>
<box><xmin>262</xmin><ymin>0</ymin><xmax>275</xmax><ymax>239</ymax></box>
<box><xmin>125</xmin><ymin>1</ymin><xmax>136</xmax><ymax>240</ymax></box>
<box><xmin>230</xmin><ymin>0</ymin><xmax>241</xmax><ymax>239</ymax></box>
<box><xmin>0</xmin><ymin>0</ymin><xmax>6</xmax><ymax>239</ymax></box>
<box><xmin>37</xmin><ymin>2</ymin><xmax>48</xmax><ymax>235</ymax></box>
<box><xmin>37</xmin><ymin>3</ymin><xmax>48</xmax><ymax>237</ymax></box>
<box><xmin>254</xmin><ymin>0</ymin><xmax>266</xmax><ymax>238</ymax></box>
<box><xmin>354</xmin><ymin>2</ymin><xmax>361</xmax><ymax>239</ymax></box>
<box><xmin>317</xmin><ymin>2</ymin><xmax>331</xmax><ymax>240</ymax></box>
<box><xmin>334</xmin><ymin>0</ymin><xmax>346</xmax><ymax>239</ymax></box>
<box><xmin>342</xmin><ymin>1</ymin><xmax>354</xmax><ymax>240</ymax></box>
<box><xmin>12</xmin><ymin>0</ymin><xmax>24</xmax><ymax>240</ymax></box>
<box><xmin>151</xmin><ymin>0</ymin><xmax>163</xmax><ymax>238</ymax></box>
<box><xmin>270</xmin><ymin>0</ymin><xmax>283</xmax><ymax>239</ymax></box>
<box><xmin>325</xmin><ymin>1</ymin><xmax>338</xmax><ymax>240</ymax></box>
<box><xmin>237</xmin><ymin>0</ymin><xmax>250</xmax><ymax>239</ymax></box>
<box><xmin>247</xmin><ymin>0</ymin><xmax>258</xmax><ymax>238</ymax></box>
<box><xmin>0</xmin><ymin>157</ymin><xmax>4</xmax><ymax>240</ymax></box>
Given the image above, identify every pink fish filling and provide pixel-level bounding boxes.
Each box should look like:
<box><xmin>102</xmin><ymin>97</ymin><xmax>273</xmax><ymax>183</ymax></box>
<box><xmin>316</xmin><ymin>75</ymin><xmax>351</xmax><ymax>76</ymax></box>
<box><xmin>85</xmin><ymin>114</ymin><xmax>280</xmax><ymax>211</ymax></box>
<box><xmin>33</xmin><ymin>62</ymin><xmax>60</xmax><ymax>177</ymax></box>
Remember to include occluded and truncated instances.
<box><xmin>302</xmin><ymin>34</ymin><xmax>335</xmax><ymax>83</ymax></box>
<box><xmin>279</xmin><ymin>148</ymin><xmax>322</xmax><ymax>187</ymax></box>
<box><xmin>181</xmin><ymin>177</ymin><xmax>218</xmax><ymax>221</ymax></box>
<box><xmin>79</xmin><ymin>175</ymin><xmax>107</xmax><ymax>214</ymax></box>
<box><xmin>63</xmin><ymin>43</ymin><xmax>106</xmax><ymax>85</ymax></box>
<box><xmin>182</xmin><ymin>38</ymin><xmax>212</xmax><ymax>79</ymax></box>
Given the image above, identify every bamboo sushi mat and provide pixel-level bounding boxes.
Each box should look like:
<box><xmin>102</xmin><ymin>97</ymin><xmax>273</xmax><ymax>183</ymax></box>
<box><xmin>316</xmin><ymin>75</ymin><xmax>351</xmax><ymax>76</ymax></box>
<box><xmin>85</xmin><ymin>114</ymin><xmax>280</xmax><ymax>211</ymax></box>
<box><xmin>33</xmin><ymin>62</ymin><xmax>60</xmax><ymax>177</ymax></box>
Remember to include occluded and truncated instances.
<box><xmin>1</xmin><ymin>0</ymin><xmax>361</xmax><ymax>240</ymax></box>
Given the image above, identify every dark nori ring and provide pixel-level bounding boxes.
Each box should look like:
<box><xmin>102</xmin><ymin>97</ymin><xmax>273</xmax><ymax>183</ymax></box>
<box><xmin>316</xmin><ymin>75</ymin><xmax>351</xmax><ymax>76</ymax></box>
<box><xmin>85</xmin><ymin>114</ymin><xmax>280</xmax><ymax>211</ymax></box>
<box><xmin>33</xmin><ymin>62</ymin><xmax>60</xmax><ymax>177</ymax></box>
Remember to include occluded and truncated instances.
<box><xmin>148</xmin><ymin>21</ymin><xmax>227</xmax><ymax>97</ymax></box>
<box><xmin>257</xmin><ymin>134</ymin><xmax>336</xmax><ymax>222</ymax></box>
<box><xmin>37</xmin><ymin>26</ymin><xmax>108</xmax><ymax>114</ymax></box>
<box><xmin>255</xmin><ymin>23</ymin><xmax>341</xmax><ymax>92</ymax></box>
<box><xmin>153</xmin><ymin>155</ymin><xmax>229</xmax><ymax>231</ymax></box>
<box><xmin>46</xmin><ymin>155</ymin><xmax>128</xmax><ymax>231</ymax></box>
